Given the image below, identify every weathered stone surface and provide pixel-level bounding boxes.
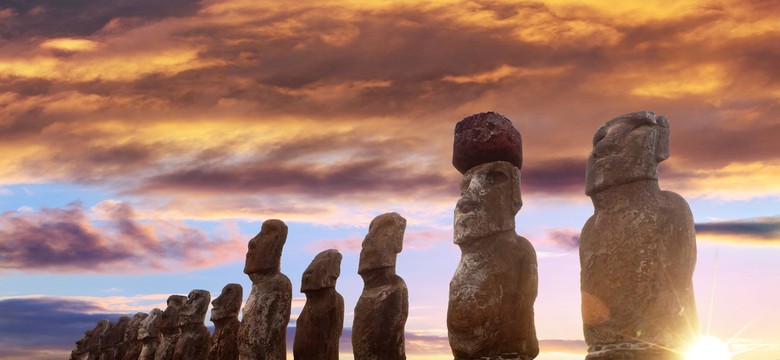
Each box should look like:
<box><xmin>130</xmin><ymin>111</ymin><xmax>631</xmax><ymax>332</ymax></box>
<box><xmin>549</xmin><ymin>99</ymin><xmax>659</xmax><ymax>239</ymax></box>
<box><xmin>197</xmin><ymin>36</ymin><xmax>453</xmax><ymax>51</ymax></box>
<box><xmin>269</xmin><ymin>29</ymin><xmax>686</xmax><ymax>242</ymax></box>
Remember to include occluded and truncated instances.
<box><xmin>121</xmin><ymin>312</ymin><xmax>148</xmax><ymax>360</ymax></box>
<box><xmin>238</xmin><ymin>219</ymin><xmax>292</xmax><ymax>360</ymax></box>
<box><xmin>453</xmin><ymin>112</ymin><xmax>523</xmax><ymax>174</ymax></box>
<box><xmin>448</xmin><ymin>160</ymin><xmax>539</xmax><ymax>360</ymax></box>
<box><xmin>173</xmin><ymin>289</ymin><xmax>212</xmax><ymax>360</ymax></box>
<box><xmin>71</xmin><ymin>322</ymin><xmax>103</xmax><ymax>360</ymax></box>
<box><xmin>155</xmin><ymin>295</ymin><xmax>187</xmax><ymax>360</ymax></box>
<box><xmin>84</xmin><ymin>320</ymin><xmax>110</xmax><ymax>360</ymax></box>
<box><xmin>139</xmin><ymin>309</ymin><xmax>164</xmax><ymax>360</ymax></box>
<box><xmin>294</xmin><ymin>249</ymin><xmax>344</xmax><ymax>360</ymax></box>
<box><xmin>99</xmin><ymin>316</ymin><xmax>130</xmax><ymax>360</ymax></box>
<box><xmin>352</xmin><ymin>213</ymin><xmax>408</xmax><ymax>360</ymax></box>
<box><xmin>209</xmin><ymin>283</ymin><xmax>243</xmax><ymax>360</ymax></box>
<box><xmin>580</xmin><ymin>111</ymin><xmax>698</xmax><ymax>360</ymax></box>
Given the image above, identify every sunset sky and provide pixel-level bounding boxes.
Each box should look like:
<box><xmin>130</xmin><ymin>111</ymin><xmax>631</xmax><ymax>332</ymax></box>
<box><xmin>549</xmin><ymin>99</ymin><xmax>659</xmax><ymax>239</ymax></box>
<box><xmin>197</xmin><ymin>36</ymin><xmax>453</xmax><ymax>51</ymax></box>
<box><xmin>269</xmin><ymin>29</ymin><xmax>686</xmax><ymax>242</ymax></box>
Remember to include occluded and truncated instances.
<box><xmin>1</xmin><ymin>0</ymin><xmax>779</xmax><ymax>359</ymax></box>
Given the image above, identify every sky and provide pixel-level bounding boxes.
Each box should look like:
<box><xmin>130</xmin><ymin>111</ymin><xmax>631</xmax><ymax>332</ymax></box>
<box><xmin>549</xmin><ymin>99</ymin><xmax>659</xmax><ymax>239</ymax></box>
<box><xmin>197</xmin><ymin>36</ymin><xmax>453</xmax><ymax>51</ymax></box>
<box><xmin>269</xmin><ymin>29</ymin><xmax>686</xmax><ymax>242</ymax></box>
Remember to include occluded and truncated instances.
<box><xmin>0</xmin><ymin>0</ymin><xmax>779</xmax><ymax>359</ymax></box>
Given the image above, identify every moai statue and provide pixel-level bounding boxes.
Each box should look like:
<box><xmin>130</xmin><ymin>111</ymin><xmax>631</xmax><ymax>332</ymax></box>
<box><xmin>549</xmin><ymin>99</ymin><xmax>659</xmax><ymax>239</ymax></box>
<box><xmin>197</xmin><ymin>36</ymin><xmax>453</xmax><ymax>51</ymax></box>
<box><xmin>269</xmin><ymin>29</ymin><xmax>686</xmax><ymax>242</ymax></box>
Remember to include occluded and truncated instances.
<box><xmin>121</xmin><ymin>312</ymin><xmax>149</xmax><ymax>360</ymax></box>
<box><xmin>71</xmin><ymin>328</ymin><xmax>94</xmax><ymax>360</ymax></box>
<box><xmin>294</xmin><ymin>249</ymin><xmax>344</xmax><ymax>360</ymax></box>
<box><xmin>139</xmin><ymin>309</ymin><xmax>164</xmax><ymax>360</ymax></box>
<box><xmin>155</xmin><ymin>295</ymin><xmax>187</xmax><ymax>360</ymax></box>
<box><xmin>238</xmin><ymin>219</ymin><xmax>292</xmax><ymax>360</ymax></box>
<box><xmin>580</xmin><ymin>111</ymin><xmax>698</xmax><ymax>359</ymax></box>
<box><xmin>352</xmin><ymin>212</ymin><xmax>409</xmax><ymax>360</ymax></box>
<box><xmin>173</xmin><ymin>289</ymin><xmax>212</xmax><ymax>360</ymax></box>
<box><xmin>100</xmin><ymin>316</ymin><xmax>131</xmax><ymax>360</ymax></box>
<box><xmin>85</xmin><ymin>320</ymin><xmax>111</xmax><ymax>360</ymax></box>
<box><xmin>208</xmin><ymin>284</ymin><xmax>243</xmax><ymax>360</ymax></box>
<box><xmin>447</xmin><ymin>112</ymin><xmax>539</xmax><ymax>360</ymax></box>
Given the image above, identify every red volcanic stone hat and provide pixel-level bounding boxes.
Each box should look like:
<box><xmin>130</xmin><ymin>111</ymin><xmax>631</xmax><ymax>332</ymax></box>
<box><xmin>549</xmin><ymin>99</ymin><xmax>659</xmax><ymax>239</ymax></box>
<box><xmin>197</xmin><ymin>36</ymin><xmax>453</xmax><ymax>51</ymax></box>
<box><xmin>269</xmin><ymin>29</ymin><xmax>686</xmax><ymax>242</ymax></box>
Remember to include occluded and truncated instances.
<box><xmin>452</xmin><ymin>111</ymin><xmax>522</xmax><ymax>174</ymax></box>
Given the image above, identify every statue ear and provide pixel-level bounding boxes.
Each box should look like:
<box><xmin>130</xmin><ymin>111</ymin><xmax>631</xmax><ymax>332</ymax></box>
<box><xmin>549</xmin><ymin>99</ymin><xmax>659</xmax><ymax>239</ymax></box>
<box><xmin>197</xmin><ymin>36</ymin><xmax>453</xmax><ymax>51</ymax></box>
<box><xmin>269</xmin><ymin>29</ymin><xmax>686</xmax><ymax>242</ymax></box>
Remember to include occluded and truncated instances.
<box><xmin>512</xmin><ymin>167</ymin><xmax>523</xmax><ymax>213</ymax></box>
<box><xmin>654</xmin><ymin>115</ymin><xmax>670</xmax><ymax>162</ymax></box>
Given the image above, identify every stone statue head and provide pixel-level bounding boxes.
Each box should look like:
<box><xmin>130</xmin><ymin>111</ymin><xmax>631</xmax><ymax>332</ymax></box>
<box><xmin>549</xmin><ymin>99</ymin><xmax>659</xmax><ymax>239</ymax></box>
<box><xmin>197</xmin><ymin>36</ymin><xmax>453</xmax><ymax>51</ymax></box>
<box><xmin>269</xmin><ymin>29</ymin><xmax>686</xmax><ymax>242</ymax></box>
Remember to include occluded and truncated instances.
<box><xmin>124</xmin><ymin>312</ymin><xmax>148</xmax><ymax>342</ymax></box>
<box><xmin>178</xmin><ymin>289</ymin><xmax>210</xmax><ymax>326</ymax></box>
<box><xmin>301</xmin><ymin>249</ymin><xmax>342</xmax><ymax>292</ymax></box>
<box><xmin>138</xmin><ymin>308</ymin><xmax>163</xmax><ymax>340</ymax></box>
<box><xmin>158</xmin><ymin>295</ymin><xmax>187</xmax><ymax>332</ymax></box>
<box><xmin>210</xmin><ymin>283</ymin><xmax>243</xmax><ymax>322</ymax></box>
<box><xmin>74</xmin><ymin>329</ymin><xmax>92</xmax><ymax>354</ymax></box>
<box><xmin>85</xmin><ymin>319</ymin><xmax>110</xmax><ymax>351</ymax></box>
<box><xmin>585</xmin><ymin>111</ymin><xmax>670</xmax><ymax>196</ymax></box>
<box><xmin>358</xmin><ymin>212</ymin><xmax>406</xmax><ymax>275</ymax></box>
<box><xmin>244</xmin><ymin>219</ymin><xmax>288</xmax><ymax>274</ymax></box>
<box><xmin>454</xmin><ymin>161</ymin><xmax>521</xmax><ymax>243</ymax></box>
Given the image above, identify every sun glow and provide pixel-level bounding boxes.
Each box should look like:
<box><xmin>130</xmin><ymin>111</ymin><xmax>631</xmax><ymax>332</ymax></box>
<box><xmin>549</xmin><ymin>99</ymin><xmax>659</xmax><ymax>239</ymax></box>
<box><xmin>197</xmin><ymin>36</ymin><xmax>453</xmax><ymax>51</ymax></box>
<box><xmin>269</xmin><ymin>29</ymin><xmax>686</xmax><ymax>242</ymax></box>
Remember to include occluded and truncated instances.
<box><xmin>685</xmin><ymin>336</ymin><xmax>732</xmax><ymax>360</ymax></box>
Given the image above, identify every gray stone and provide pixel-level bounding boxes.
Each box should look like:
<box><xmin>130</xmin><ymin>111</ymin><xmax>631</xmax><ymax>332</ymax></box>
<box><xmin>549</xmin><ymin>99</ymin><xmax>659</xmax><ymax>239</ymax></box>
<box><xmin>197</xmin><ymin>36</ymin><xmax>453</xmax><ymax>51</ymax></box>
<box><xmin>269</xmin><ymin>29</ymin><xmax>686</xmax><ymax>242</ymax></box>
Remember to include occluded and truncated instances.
<box><xmin>155</xmin><ymin>295</ymin><xmax>187</xmax><ymax>360</ymax></box>
<box><xmin>173</xmin><ymin>289</ymin><xmax>212</xmax><ymax>360</ymax></box>
<box><xmin>209</xmin><ymin>284</ymin><xmax>243</xmax><ymax>360</ymax></box>
<box><xmin>238</xmin><ymin>219</ymin><xmax>292</xmax><ymax>360</ymax></box>
<box><xmin>139</xmin><ymin>309</ymin><xmax>164</xmax><ymax>360</ymax></box>
<box><xmin>448</xmin><ymin>160</ymin><xmax>539</xmax><ymax>360</ymax></box>
<box><xmin>580</xmin><ymin>111</ymin><xmax>698</xmax><ymax>360</ymax></box>
<box><xmin>352</xmin><ymin>213</ymin><xmax>408</xmax><ymax>360</ymax></box>
<box><xmin>294</xmin><ymin>249</ymin><xmax>344</xmax><ymax>360</ymax></box>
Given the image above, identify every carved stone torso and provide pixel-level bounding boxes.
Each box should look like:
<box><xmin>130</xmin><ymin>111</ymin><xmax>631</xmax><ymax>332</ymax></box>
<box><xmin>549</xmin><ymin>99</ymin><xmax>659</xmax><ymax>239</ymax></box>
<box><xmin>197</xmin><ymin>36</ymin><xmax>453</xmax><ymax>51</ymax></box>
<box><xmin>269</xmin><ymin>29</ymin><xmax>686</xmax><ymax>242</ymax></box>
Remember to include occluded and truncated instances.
<box><xmin>209</xmin><ymin>318</ymin><xmax>240</xmax><ymax>360</ymax></box>
<box><xmin>352</xmin><ymin>275</ymin><xmax>408</xmax><ymax>360</ymax></box>
<box><xmin>448</xmin><ymin>231</ymin><xmax>538</xmax><ymax>360</ymax></box>
<box><xmin>293</xmin><ymin>288</ymin><xmax>344</xmax><ymax>360</ymax></box>
<box><xmin>580</xmin><ymin>181</ymin><xmax>697</xmax><ymax>359</ymax></box>
<box><xmin>173</xmin><ymin>324</ymin><xmax>211</xmax><ymax>360</ymax></box>
<box><xmin>238</xmin><ymin>272</ymin><xmax>292</xmax><ymax>360</ymax></box>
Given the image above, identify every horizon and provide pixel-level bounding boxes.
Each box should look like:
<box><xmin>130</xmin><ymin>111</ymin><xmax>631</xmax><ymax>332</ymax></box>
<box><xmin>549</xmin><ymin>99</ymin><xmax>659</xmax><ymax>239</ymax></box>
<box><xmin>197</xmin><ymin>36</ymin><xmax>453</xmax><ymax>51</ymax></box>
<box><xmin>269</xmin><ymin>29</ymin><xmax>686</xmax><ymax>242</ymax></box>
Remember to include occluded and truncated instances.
<box><xmin>1</xmin><ymin>0</ymin><xmax>780</xmax><ymax>359</ymax></box>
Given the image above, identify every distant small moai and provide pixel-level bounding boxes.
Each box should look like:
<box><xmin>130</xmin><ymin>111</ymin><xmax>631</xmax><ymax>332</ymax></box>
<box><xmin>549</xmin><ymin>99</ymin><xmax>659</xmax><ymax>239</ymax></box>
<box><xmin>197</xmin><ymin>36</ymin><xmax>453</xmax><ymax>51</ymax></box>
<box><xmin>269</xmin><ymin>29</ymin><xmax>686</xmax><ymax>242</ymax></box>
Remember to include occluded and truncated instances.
<box><xmin>155</xmin><ymin>295</ymin><xmax>187</xmax><ymax>360</ymax></box>
<box><xmin>208</xmin><ymin>284</ymin><xmax>243</xmax><ymax>360</ymax></box>
<box><xmin>352</xmin><ymin>212</ymin><xmax>409</xmax><ymax>360</ymax></box>
<box><xmin>71</xmin><ymin>320</ymin><xmax>105</xmax><ymax>360</ymax></box>
<box><xmin>238</xmin><ymin>219</ymin><xmax>292</xmax><ymax>360</ymax></box>
<box><xmin>139</xmin><ymin>308</ymin><xmax>164</xmax><ymax>360</ymax></box>
<box><xmin>447</xmin><ymin>112</ymin><xmax>539</xmax><ymax>360</ymax></box>
<box><xmin>121</xmin><ymin>312</ymin><xmax>149</xmax><ymax>360</ymax></box>
<box><xmin>84</xmin><ymin>320</ymin><xmax>111</xmax><ymax>360</ymax></box>
<box><xmin>580</xmin><ymin>111</ymin><xmax>698</xmax><ymax>359</ymax></box>
<box><xmin>294</xmin><ymin>249</ymin><xmax>344</xmax><ymax>360</ymax></box>
<box><xmin>173</xmin><ymin>289</ymin><xmax>212</xmax><ymax>360</ymax></box>
<box><xmin>100</xmin><ymin>316</ymin><xmax>130</xmax><ymax>360</ymax></box>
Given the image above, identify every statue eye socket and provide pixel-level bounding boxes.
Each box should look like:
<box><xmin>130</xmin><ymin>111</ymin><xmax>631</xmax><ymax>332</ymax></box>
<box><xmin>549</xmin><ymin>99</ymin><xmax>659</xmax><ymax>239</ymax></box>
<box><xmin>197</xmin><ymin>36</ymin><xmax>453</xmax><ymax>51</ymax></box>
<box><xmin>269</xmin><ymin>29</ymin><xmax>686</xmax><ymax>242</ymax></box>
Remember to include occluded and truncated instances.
<box><xmin>486</xmin><ymin>171</ymin><xmax>508</xmax><ymax>184</ymax></box>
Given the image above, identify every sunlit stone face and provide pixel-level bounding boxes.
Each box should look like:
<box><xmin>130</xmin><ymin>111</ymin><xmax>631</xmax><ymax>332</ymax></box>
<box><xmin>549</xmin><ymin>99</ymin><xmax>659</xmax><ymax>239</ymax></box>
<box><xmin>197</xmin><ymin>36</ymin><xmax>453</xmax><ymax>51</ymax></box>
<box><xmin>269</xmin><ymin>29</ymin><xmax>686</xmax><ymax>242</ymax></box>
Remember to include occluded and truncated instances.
<box><xmin>585</xmin><ymin>111</ymin><xmax>670</xmax><ymax>196</ymax></box>
<box><xmin>454</xmin><ymin>161</ymin><xmax>521</xmax><ymax>243</ymax></box>
<box><xmin>301</xmin><ymin>249</ymin><xmax>342</xmax><ymax>292</ymax></box>
<box><xmin>210</xmin><ymin>284</ymin><xmax>242</xmax><ymax>321</ymax></box>
<box><xmin>178</xmin><ymin>289</ymin><xmax>210</xmax><ymax>326</ymax></box>
<box><xmin>357</xmin><ymin>212</ymin><xmax>405</xmax><ymax>275</ymax></box>
<box><xmin>244</xmin><ymin>219</ymin><xmax>287</xmax><ymax>274</ymax></box>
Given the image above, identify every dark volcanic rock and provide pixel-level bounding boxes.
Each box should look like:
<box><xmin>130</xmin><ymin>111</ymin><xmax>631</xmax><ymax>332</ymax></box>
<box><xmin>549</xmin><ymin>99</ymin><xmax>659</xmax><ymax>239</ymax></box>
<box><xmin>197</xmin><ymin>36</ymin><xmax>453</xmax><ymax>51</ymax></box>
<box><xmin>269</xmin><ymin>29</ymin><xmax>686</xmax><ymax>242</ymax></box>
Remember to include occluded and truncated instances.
<box><xmin>238</xmin><ymin>219</ymin><xmax>292</xmax><ymax>360</ymax></box>
<box><xmin>453</xmin><ymin>111</ymin><xmax>523</xmax><ymax>174</ymax></box>
<box><xmin>139</xmin><ymin>308</ymin><xmax>163</xmax><ymax>360</ymax></box>
<box><xmin>209</xmin><ymin>284</ymin><xmax>242</xmax><ymax>360</ymax></box>
<box><xmin>448</xmin><ymin>161</ymin><xmax>539</xmax><ymax>360</ymax></box>
<box><xmin>294</xmin><ymin>249</ymin><xmax>344</xmax><ymax>360</ymax></box>
<box><xmin>155</xmin><ymin>295</ymin><xmax>187</xmax><ymax>360</ymax></box>
<box><xmin>580</xmin><ymin>111</ymin><xmax>698</xmax><ymax>360</ymax></box>
<box><xmin>121</xmin><ymin>312</ymin><xmax>148</xmax><ymax>360</ymax></box>
<box><xmin>173</xmin><ymin>289</ymin><xmax>211</xmax><ymax>360</ymax></box>
<box><xmin>352</xmin><ymin>213</ymin><xmax>408</xmax><ymax>360</ymax></box>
